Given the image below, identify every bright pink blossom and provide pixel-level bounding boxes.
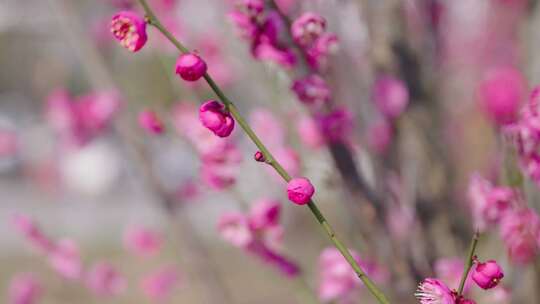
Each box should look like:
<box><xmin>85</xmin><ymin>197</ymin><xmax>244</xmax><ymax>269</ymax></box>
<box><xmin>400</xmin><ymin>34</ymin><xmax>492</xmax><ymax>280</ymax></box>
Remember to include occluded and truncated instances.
<box><xmin>317</xmin><ymin>108</ymin><xmax>353</xmax><ymax>143</ymax></box>
<box><xmin>199</xmin><ymin>100</ymin><xmax>235</xmax><ymax>137</ymax></box>
<box><xmin>110</xmin><ymin>11</ymin><xmax>147</xmax><ymax>52</ymax></box>
<box><xmin>217</xmin><ymin>212</ymin><xmax>253</xmax><ymax>248</ymax></box>
<box><xmin>138</xmin><ymin>110</ymin><xmax>165</xmax><ymax>134</ymax></box>
<box><xmin>124</xmin><ymin>225</ymin><xmax>163</xmax><ymax>257</ymax></box>
<box><xmin>291</xmin><ymin>74</ymin><xmax>331</xmax><ymax>106</ymax></box>
<box><xmin>291</xmin><ymin>12</ymin><xmax>327</xmax><ymax>47</ymax></box>
<box><xmin>248</xmin><ymin>199</ymin><xmax>281</xmax><ymax>230</ymax></box>
<box><xmin>175</xmin><ymin>53</ymin><xmax>207</xmax><ymax>82</ymax></box>
<box><xmin>85</xmin><ymin>262</ymin><xmax>127</xmax><ymax>296</ymax></box>
<box><xmin>287</xmin><ymin>177</ymin><xmax>315</xmax><ymax>205</ymax></box>
<box><xmin>140</xmin><ymin>266</ymin><xmax>181</xmax><ymax>302</ymax></box>
<box><xmin>8</xmin><ymin>273</ymin><xmax>42</xmax><ymax>304</ymax></box>
<box><xmin>415</xmin><ymin>278</ymin><xmax>455</xmax><ymax>304</ymax></box>
<box><xmin>472</xmin><ymin>260</ymin><xmax>504</xmax><ymax>289</ymax></box>
<box><xmin>306</xmin><ymin>33</ymin><xmax>339</xmax><ymax>70</ymax></box>
<box><xmin>373</xmin><ymin>75</ymin><xmax>410</xmax><ymax>119</ymax></box>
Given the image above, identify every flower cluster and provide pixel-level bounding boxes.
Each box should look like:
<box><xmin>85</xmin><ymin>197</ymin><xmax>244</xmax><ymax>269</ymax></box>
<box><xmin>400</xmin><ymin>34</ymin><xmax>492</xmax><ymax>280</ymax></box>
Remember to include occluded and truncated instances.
<box><xmin>467</xmin><ymin>173</ymin><xmax>540</xmax><ymax>265</ymax></box>
<box><xmin>11</xmin><ymin>214</ymin><xmax>126</xmax><ymax>296</ymax></box>
<box><xmin>318</xmin><ymin>247</ymin><xmax>388</xmax><ymax>302</ymax></box>
<box><xmin>504</xmin><ymin>85</ymin><xmax>540</xmax><ymax>187</ymax></box>
<box><xmin>217</xmin><ymin>199</ymin><xmax>300</xmax><ymax>277</ymax></box>
<box><xmin>228</xmin><ymin>0</ymin><xmax>297</xmax><ymax>68</ymax></box>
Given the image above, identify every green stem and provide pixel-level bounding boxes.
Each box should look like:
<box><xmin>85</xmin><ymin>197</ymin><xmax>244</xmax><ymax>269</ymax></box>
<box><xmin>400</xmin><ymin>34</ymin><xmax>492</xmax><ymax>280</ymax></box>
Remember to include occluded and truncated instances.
<box><xmin>136</xmin><ymin>1</ymin><xmax>390</xmax><ymax>303</ymax></box>
<box><xmin>457</xmin><ymin>231</ymin><xmax>480</xmax><ymax>295</ymax></box>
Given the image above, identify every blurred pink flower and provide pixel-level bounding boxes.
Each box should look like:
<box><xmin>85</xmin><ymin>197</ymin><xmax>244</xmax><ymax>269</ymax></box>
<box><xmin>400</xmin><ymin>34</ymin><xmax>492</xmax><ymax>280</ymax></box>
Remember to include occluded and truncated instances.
<box><xmin>467</xmin><ymin>174</ymin><xmax>515</xmax><ymax>231</ymax></box>
<box><xmin>200</xmin><ymin>161</ymin><xmax>238</xmax><ymax>190</ymax></box>
<box><xmin>499</xmin><ymin>208</ymin><xmax>540</xmax><ymax>265</ymax></box>
<box><xmin>85</xmin><ymin>261</ymin><xmax>127</xmax><ymax>296</ymax></box>
<box><xmin>248</xmin><ymin>199</ymin><xmax>281</xmax><ymax>230</ymax></box>
<box><xmin>48</xmin><ymin>238</ymin><xmax>83</xmax><ymax>280</ymax></box>
<box><xmin>434</xmin><ymin>258</ymin><xmax>471</xmax><ymax>292</ymax></box>
<box><xmin>292</xmin><ymin>74</ymin><xmax>331</xmax><ymax>107</ymax></box>
<box><xmin>140</xmin><ymin>266</ymin><xmax>181</xmax><ymax>303</ymax></box>
<box><xmin>11</xmin><ymin>214</ymin><xmax>54</xmax><ymax>254</ymax></box>
<box><xmin>372</xmin><ymin>75</ymin><xmax>409</xmax><ymax>119</ymax></box>
<box><xmin>8</xmin><ymin>273</ymin><xmax>42</xmax><ymax>304</ymax></box>
<box><xmin>249</xmin><ymin>108</ymin><xmax>286</xmax><ymax>148</ymax></box>
<box><xmin>291</xmin><ymin>12</ymin><xmax>327</xmax><ymax>47</ymax></box>
<box><xmin>0</xmin><ymin>129</ymin><xmax>18</xmax><ymax>157</ymax></box>
<box><xmin>139</xmin><ymin>110</ymin><xmax>165</xmax><ymax>134</ymax></box>
<box><xmin>124</xmin><ymin>225</ymin><xmax>164</xmax><ymax>257</ymax></box>
<box><xmin>317</xmin><ymin>108</ymin><xmax>353</xmax><ymax>143</ymax></box>
<box><xmin>217</xmin><ymin>212</ymin><xmax>254</xmax><ymax>248</ymax></box>
<box><xmin>318</xmin><ymin>247</ymin><xmax>387</xmax><ymax>302</ymax></box>
<box><xmin>306</xmin><ymin>32</ymin><xmax>339</xmax><ymax>71</ymax></box>
<box><xmin>367</xmin><ymin>119</ymin><xmax>393</xmax><ymax>154</ymax></box>
<box><xmin>296</xmin><ymin>115</ymin><xmax>325</xmax><ymax>149</ymax></box>
<box><xmin>478</xmin><ymin>66</ymin><xmax>526</xmax><ymax>125</ymax></box>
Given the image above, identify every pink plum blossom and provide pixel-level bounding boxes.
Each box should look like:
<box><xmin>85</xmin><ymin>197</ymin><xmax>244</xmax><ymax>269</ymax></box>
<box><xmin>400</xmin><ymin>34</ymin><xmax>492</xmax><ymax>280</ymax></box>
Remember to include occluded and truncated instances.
<box><xmin>472</xmin><ymin>260</ymin><xmax>504</xmax><ymax>289</ymax></box>
<box><xmin>287</xmin><ymin>177</ymin><xmax>315</xmax><ymax>205</ymax></box>
<box><xmin>48</xmin><ymin>238</ymin><xmax>83</xmax><ymax>280</ymax></box>
<box><xmin>124</xmin><ymin>225</ymin><xmax>164</xmax><ymax>257</ymax></box>
<box><xmin>372</xmin><ymin>75</ymin><xmax>410</xmax><ymax>119</ymax></box>
<box><xmin>415</xmin><ymin>278</ymin><xmax>455</xmax><ymax>304</ymax></box>
<box><xmin>499</xmin><ymin>208</ymin><xmax>540</xmax><ymax>265</ymax></box>
<box><xmin>8</xmin><ymin>273</ymin><xmax>42</xmax><ymax>304</ymax></box>
<box><xmin>199</xmin><ymin>100</ymin><xmax>235</xmax><ymax>137</ymax></box>
<box><xmin>140</xmin><ymin>266</ymin><xmax>181</xmax><ymax>303</ymax></box>
<box><xmin>139</xmin><ymin>110</ymin><xmax>165</xmax><ymax>134</ymax></box>
<box><xmin>85</xmin><ymin>262</ymin><xmax>127</xmax><ymax>296</ymax></box>
<box><xmin>110</xmin><ymin>11</ymin><xmax>148</xmax><ymax>52</ymax></box>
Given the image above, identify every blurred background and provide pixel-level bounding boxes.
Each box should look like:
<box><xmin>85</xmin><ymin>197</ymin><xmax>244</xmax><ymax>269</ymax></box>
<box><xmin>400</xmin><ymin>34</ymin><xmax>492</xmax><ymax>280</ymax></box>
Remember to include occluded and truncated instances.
<box><xmin>1</xmin><ymin>0</ymin><xmax>540</xmax><ymax>303</ymax></box>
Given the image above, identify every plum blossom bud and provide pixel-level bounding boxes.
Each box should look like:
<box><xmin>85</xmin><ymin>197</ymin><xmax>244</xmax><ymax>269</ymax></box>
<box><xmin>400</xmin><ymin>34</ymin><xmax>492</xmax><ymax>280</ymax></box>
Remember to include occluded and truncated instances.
<box><xmin>123</xmin><ymin>226</ymin><xmax>163</xmax><ymax>257</ymax></box>
<box><xmin>478</xmin><ymin>66</ymin><xmax>526</xmax><ymax>125</ymax></box>
<box><xmin>291</xmin><ymin>74</ymin><xmax>331</xmax><ymax>106</ymax></box>
<box><xmin>110</xmin><ymin>11</ymin><xmax>147</xmax><ymax>52</ymax></box>
<box><xmin>85</xmin><ymin>262</ymin><xmax>127</xmax><ymax>296</ymax></box>
<box><xmin>138</xmin><ymin>110</ymin><xmax>164</xmax><ymax>134</ymax></box>
<box><xmin>415</xmin><ymin>278</ymin><xmax>455</xmax><ymax>304</ymax></box>
<box><xmin>199</xmin><ymin>100</ymin><xmax>235</xmax><ymax>137</ymax></box>
<box><xmin>287</xmin><ymin>177</ymin><xmax>315</xmax><ymax>205</ymax></box>
<box><xmin>175</xmin><ymin>53</ymin><xmax>207</xmax><ymax>81</ymax></box>
<box><xmin>373</xmin><ymin>75</ymin><xmax>409</xmax><ymax>119</ymax></box>
<box><xmin>9</xmin><ymin>273</ymin><xmax>42</xmax><ymax>304</ymax></box>
<box><xmin>254</xmin><ymin>151</ymin><xmax>265</xmax><ymax>162</ymax></box>
<box><xmin>472</xmin><ymin>260</ymin><xmax>504</xmax><ymax>289</ymax></box>
<box><xmin>291</xmin><ymin>12</ymin><xmax>327</xmax><ymax>47</ymax></box>
<box><xmin>217</xmin><ymin>212</ymin><xmax>253</xmax><ymax>247</ymax></box>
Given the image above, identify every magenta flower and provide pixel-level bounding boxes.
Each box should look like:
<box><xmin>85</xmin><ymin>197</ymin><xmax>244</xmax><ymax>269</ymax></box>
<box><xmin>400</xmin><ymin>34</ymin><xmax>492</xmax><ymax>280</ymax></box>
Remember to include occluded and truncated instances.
<box><xmin>317</xmin><ymin>107</ymin><xmax>353</xmax><ymax>143</ymax></box>
<box><xmin>217</xmin><ymin>212</ymin><xmax>254</xmax><ymax>248</ymax></box>
<box><xmin>199</xmin><ymin>100</ymin><xmax>235</xmax><ymax>137</ymax></box>
<box><xmin>140</xmin><ymin>266</ymin><xmax>181</xmax><ymax>303</ymax></box>
<box><xmin>48</xmin><ymin>238</ymin><xmax>83</xmax><ymax>280</ymax></box>
<box><xmin>472</xmin><ymin>260</ymin><xmax>504</xmax><ymax>290</ymax></box>
<box><xmin>248</xmin><ymin>199</ymin><xmax>281</xmax><ymax>230</ymax></box>
<box><xmin>110</xmin><ymin>11</ymin><xmax>148</xmax><ymax>52</ymax></box>
<box><xmin>85</xmin><ymin>262</ymin><xmax>127</xmax><ymax>296</ymax></box>
<box><xmin>291</xmin><ymin>12</ymin><xmax>327</xmax><ymax>47</ymax></box>
<box><xmin>138</xmin><ymin>110</ymin><xmax>165</xmax><ymax>134</ymax></box>
<box><xmin>478</xmin><ymin>66</ymin><xmax>526</xmax><ymax>125</ymax></box>
<box><xmin>246</xmin><ymin>241</ymin><xmax>300</xmax><ymax>278</ymax></box>
<box><xmin>415</xmin><ymin>278</ymin><xmax>455</xmax><ymax>304</ymax></box>
<box><xmin>8</xmin><ymin>273</ymin><xmax>42</xmax><ymax>304</ymax></box>
<box><xmin>499</xmin><ymin>208</ymin><xmax>540</xmax><ymax>264</ymax></box>
<box><xmin>175</xmin><ymin>53</ymin><xmax>207</xmax><ymax>81</ymax></box>
<box><xmin>123</xmin><ymin>225</ymin><xmax>163</xmax><ymax>257</ymax></box>
<box><xmin>456</xmin><ymin>298</ymin><xmax>477</xmax><ymax>304</ymax></box>
<box><xmin>373</xmin><ymin>75</ymin><xmax>410</xmax><ymax>119</ymax></box>
<box><xmin>306</xmin><ymin>33</ymin><xmax>339</xmax><ymax>70</ymax></box>
<box><xmin>287</xmin><ymin>177</ymin><xmax>315</xmax><ymax>205</ymax></box>
<box><xmin>253</xmin><ymin>43</ymin><xmax>297</xmax><ymax>69</ymax></box>
<box><xmin>291</xmin><ymin>74</ymin><xmax>331</xmax><ymax>106</ymax></box>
